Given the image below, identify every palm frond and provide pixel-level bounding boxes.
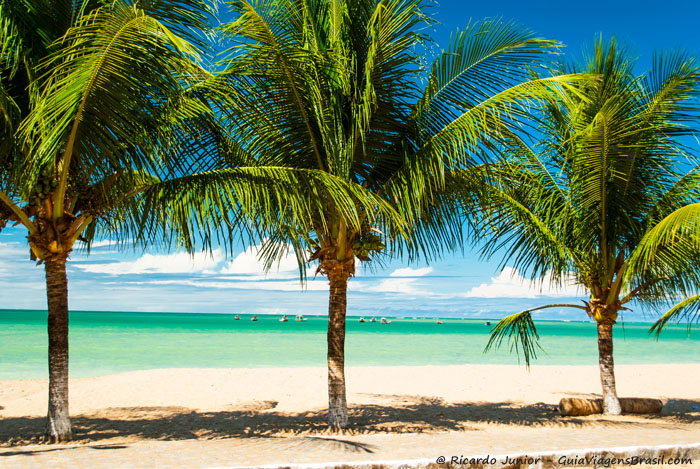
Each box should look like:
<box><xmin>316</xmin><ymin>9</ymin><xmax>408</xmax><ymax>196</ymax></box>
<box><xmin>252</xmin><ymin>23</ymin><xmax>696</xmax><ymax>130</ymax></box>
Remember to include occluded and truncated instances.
<box><xmin>641</xmin><ymin>50</ymin><xmax>700</xmax><ymax>129</ymax></box>
<box><xmin>220</xmin><ymin>0</ymin><xmax>327</xmax><ymax>171</ymax></box>
<box><xmin>650</xmin><ymin>294</ymin><xmax>700</xmax><ymax>337</ymax></box>
<box><xmin>414</xmin><ymin>18</ymin><xmax>590</xmax><ymax>168</ymax></box>
<box><xmin>626</xmin><ymin>203</ymin><xmax>700</xmax><ymax>278</ymax></box>
<box><xmin>643</xmin><ymin>164</ymin><xmax>700</xmax><ymax>225</ymax></box>
<box><xmin>134</xmin><ymin>0</ymin><xmax>216</xmax><ymax>55</ymax></box>
<box><xmin>18</xmin><ymin>1</ymin><xmax>204</xmax><ymax>215</ymax></box>
<box><xmin>134</xmin><ymin>166</ymin><xmax>406</xmax><ymax>254</ymax></box>
<box><xmin>0</xmin><ymin>82</ymin><xmax>20</xmax><ymax>164</ymax></box>
<box><xmin>478</xmin><ymin>158</ymin><xmax>580</xmax><ymax>282</ymax></box>
<box><xmin>416</xmin><ymin>18</ymin><xmax>560</xmax><ymax>128</ymax></box>
<box><xmin>484</xmin><ymin>310</ymin><xmax>542</xmax><ymax>367</ymax></box>
<box><xmin>418</xmin><ymin>74</ymin><xmax>588</xmax><ymax>169</ymax></box>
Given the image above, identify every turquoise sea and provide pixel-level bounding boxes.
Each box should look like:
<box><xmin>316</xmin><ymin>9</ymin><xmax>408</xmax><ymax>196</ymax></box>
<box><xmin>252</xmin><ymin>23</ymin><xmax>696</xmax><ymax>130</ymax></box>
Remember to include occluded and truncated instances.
<box><xmin>1</xmin><ymin>309</ymin><xmax>698</xmax><ymax>380</ymax></box>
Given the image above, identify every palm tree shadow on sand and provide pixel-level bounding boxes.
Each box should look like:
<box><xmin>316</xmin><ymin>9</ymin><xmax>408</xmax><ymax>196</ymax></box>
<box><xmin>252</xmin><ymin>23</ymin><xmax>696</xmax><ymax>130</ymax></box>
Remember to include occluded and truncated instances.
<box><xmin>1</xmin><ymin>396</ymin><xmax>697</xmax><ymax>448</ymax></box>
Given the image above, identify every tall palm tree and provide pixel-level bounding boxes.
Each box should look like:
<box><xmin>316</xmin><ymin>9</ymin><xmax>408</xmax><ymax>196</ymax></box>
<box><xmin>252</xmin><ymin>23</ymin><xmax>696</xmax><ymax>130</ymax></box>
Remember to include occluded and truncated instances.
<box><xmin>0</xmin><ymin>0</ymin><xmax>214</xmax><ymax>442</ymax></box>
<box><xmin>483</xmin><ymin>38</ymin><xmax>700</xmax><ymax>414</ymax></box>
<box><xmin>210</xmin><ymin>0</ymin><xmax>581</xmax><ymax>429</ymax></box>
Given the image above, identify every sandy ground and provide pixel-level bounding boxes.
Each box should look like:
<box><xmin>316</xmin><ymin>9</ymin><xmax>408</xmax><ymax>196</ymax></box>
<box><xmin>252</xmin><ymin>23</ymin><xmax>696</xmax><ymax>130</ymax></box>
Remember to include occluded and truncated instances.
<box><xmin>1</xmin><ymin>364</ymin><xmax>699</xmax><ymax>465</ymax></box>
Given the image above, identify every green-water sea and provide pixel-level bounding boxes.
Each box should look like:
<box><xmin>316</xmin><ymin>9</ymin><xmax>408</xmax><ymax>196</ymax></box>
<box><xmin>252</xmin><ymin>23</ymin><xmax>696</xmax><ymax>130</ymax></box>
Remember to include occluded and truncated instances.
<box><xmin>1</xmin><ymin>309</ymin><xmax>698</xmax><ymax>380</ymax></box>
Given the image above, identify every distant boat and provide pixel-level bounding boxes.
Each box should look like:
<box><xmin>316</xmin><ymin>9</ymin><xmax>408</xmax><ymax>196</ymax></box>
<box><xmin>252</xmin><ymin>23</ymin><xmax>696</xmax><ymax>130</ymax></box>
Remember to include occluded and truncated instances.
<box><xmin>370</xmin><ymin>317</ymin><xmax>377</xmax><ymax>323</ymax></box>
<box><xmin>485</xmin><ymin>321</ymin><xmax>491</xmax><ymax>326</ymax></box>
<box><xmin>280</xmin><ymin>315</ymin><xmax>288</xmax><ymax>322</ymax></box>
<box><xmin>436</xmin><ymin>319</ymin><xmax>442</xmax><ymax>324</ymax></box>
<box><xmin>359</xmin><ymin>317</ymin><xmax>366</xmax><ymax>323</ymax></box>
<box><xmin>295</xmin><ymin>315</ymin><xmax>307</xmax><ymax>322</ymax></box>
<box><xmin>380</xmin><ymin>317</ymin><xmax>391</xmax><ymax>324</ymax></box>
<box><xmin>251</xmin><ymin>315</ymin><xmax>258</xmax><ymax>322</ymax></box>
<box><xmin>234</xmin><ymin>315</ymin><xmax>240</xmax><ymax>320</ymax></box>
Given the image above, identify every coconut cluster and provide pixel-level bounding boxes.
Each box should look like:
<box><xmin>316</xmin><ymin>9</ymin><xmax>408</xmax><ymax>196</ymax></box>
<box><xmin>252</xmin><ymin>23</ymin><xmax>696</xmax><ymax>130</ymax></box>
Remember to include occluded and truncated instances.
<box><xmin>352</xmin><ymin>232</ymin><xmax>385</xmax><ymax>261</ymax></box>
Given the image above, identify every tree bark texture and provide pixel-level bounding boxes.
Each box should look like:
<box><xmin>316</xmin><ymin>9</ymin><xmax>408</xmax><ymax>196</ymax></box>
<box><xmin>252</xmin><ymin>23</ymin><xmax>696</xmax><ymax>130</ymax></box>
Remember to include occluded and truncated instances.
<box><xmin>597</xmin><ymin>321</ymin><xmax>622</xmax><ymax>415</ymax></box>
<box><xmin>559</xmin><ymin>397</ymin><xmax>662</xmax><ymax>416</ymax></box>
<box><xmin>327</xmin><ymin>267</ymin><xmax>350</xmax><ymax>430</ymax></box>
<box><xmin>44</xmin><ymin>257</ymin><xmax>72</xmax><ymax>442</ymax></box>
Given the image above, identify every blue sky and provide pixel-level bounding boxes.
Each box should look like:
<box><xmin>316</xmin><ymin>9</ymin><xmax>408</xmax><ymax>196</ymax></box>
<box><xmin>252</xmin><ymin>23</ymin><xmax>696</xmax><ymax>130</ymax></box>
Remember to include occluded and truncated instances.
<box><xmin>1</xmin><ymin>0</ymin><xmax>699</xmax><ymax>320</ymax></box>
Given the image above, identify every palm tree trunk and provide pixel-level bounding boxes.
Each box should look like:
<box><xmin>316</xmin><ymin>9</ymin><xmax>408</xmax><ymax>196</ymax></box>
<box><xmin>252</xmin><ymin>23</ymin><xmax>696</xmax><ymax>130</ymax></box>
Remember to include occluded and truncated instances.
<box><xmin>597</xmin><ymin>321</ymin><xmax>622</xmax><ymax>415</ymax></box>
<box><xmin>327</xmin><ymin>269</ymin><xmax>349</xmax><ymax>430</ymax></box>
<box><xmin>44</xmin><ymin>257</ymin><xmax>72</xmax><ymax>442</ymax></box>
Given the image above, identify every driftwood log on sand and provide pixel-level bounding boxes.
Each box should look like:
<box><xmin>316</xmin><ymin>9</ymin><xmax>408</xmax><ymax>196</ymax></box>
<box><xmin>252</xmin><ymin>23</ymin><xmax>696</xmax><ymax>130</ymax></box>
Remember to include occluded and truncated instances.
<box><xmin>559</xmin><ymin>397</ymin><xmax>664</xmax><ymax>416</ymax></box>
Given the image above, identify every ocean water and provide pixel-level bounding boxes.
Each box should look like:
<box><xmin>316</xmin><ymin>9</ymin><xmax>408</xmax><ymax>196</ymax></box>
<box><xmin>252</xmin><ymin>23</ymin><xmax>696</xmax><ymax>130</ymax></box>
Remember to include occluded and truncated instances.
<box><xmin>0</xmin><ymin>309</ymin><xmax>698</xmax><ymax>380</ymax></box>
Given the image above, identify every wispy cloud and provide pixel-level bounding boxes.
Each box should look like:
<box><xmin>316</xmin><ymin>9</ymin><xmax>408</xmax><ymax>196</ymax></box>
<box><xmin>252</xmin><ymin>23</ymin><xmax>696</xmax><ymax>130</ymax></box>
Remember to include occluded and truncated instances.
<box><xmin>389</xmin><ymin>266</ymin><xmax>434</xmax><ymax>277</ymax></box>
<box><xmin>0</xmin><ymin>241</ymin><xmax>31</xmax><ymax>257</ymax></box>
<box><xmin>462</xmin><ymin>267</ymin><xmax>584</xmax><ymax>298</ymax></box>
<box><xmin>74</xmin><ymin>250</ymin><xmax>225</xmax><ymax>275</ymax></box>
<box><xmin>120</xmin><ymin>277</ymin><xmax>328</xmax><ymax>292</ymax></box>
<box><xmin>0</xmin><ymin>240</ymin><xmax>47</xmax><ymax>301</ymax></box>
<box><xmin>76</xmin><ymin>239</ymin><xmax>132</xmax><ymax>249</ymax></box>
<box><xmin>362</xmin><ymin>266</ymin><xmax>434</xmax><ymax>294</ymax></box>
<box><xmin>364</xmin><ymin>278</ymin><xmax>423</xmax><ymax>294</ymax></box>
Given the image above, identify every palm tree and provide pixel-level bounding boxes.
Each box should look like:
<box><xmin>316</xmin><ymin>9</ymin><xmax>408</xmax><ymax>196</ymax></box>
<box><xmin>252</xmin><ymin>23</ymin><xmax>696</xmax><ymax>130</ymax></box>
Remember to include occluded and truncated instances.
<box><xmin>210</xmin><ymin>0</ymin><xmax>581</xmax><ymax>429</ymax></box>
<box><xmin>0</xmin><ymin>0</ymin><xmax>214</xmax><ymax>442</ymax></box>
<box><xmin>483</xmin><ymin>38</ymin><xmax>700</xmax><ymax>414</ymax></box>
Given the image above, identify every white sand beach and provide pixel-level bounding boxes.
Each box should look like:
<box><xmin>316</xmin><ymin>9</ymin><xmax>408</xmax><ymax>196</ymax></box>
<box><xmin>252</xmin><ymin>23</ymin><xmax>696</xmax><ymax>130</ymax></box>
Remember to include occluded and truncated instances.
<box><xmin>2</xmin><ymin>364</ymin><xmax>700</xmax><ymax>419</ymax></box>
<box><xmin>1</xmin><ymin>364</ymin><xmax>699</xmax><ymax>463</ymax></box>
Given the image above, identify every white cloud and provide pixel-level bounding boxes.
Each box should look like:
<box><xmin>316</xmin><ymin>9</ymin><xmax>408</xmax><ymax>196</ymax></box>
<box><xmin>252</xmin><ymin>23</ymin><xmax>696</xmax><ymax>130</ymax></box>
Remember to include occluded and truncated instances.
<box><xmin>220</xmin><ymin>244</ymin><xmax>299</xmax><ymax>277</ymax></box>
<box><xmin>463</xmin><ymin>267</ymin><xmax>584</xmax><ymax>298</ymax></box>
<box><xmin>389</xmin><ymin>266</ymin><xmax>434</xmax><ymax>277</ymax></box>
<box><xmin>364</xmin><ymin>277</ymin><xmax>423</xmax><ymax>294</ymax></box>
<box><xmin>72</xmin><ymin>242</ymin><xmax>303</xmax><ymax>278</ymax></box>
<box><xmin>75</xmin><ymin>250</ymin><xmax>225</xmax><ymax>275</ymax></box>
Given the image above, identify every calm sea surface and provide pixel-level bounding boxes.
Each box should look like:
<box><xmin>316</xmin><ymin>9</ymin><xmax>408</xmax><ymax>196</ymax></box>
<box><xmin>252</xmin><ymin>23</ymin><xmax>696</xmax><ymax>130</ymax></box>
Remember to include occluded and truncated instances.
<box><xmin>1</xmin><ymin>309</ymin><xmax>698</xmax><ymax>380</ymax></box>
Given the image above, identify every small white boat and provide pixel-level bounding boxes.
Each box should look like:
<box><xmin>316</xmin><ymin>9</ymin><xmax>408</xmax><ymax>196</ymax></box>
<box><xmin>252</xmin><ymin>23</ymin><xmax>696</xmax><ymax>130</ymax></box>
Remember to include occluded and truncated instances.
<box><xmin>380</xmin><ymin>317</ymin><xmax>391</xmax><ymax>324</ymax></box>
<box><xmin>234</xmin><ymin>315</ymin><xmax>240</xmax><ymax>320</ymax></box>
<box><xmin>295</xmin><ymin>315</ymin><xmax>307</xmax><ymax>322</ymax></box>
<box><xmin>280</xmin><ymin>315</ymin><xmax>288</xmax><ymax>322</ymax></box>
<box><xmin>359</xmin><ymin>317</ymin><xmax>366</xmax><ymax>323</ymax></box>
<box><xmin>370</xmin><ymin>317</ymin><xmax>377</xmax><ymax>323</ymax></box>
<box><xmin>251</xmin><ymin>315</ymin><xmax>258</xmax><ymax>322</ymax></box>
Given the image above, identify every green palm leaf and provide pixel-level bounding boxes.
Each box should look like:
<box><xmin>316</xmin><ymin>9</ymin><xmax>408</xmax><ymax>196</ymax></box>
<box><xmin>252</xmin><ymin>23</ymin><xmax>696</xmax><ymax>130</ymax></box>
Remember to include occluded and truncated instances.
<box><xmin>650</xmin><ymin>294</ymin><xmax>700</xmax><ymax>337</ymax></box>
<box><xmin>484</xmin><ymin>310</ymin><xmax>542</xmax><ymax>367</ymax></box>
<box><xmin>20</xmin><ymin>1</ymin><xmax>206</xmax><ymax>212</ymax></box>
